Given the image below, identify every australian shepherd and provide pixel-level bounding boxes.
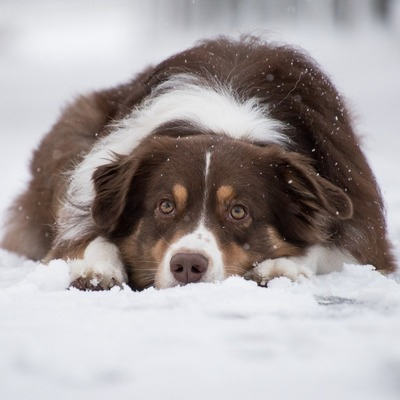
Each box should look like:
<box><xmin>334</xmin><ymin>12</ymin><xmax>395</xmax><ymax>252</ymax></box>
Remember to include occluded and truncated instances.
<box><xmin>1</xmin><ymin>36</ymin><xmax>396</xmax><ymax>290</ymax></box>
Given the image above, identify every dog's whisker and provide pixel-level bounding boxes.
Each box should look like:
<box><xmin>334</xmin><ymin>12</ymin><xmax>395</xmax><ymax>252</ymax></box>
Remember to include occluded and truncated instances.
<box><xmin>225</xmin><ymin>266</ymin><xmax>248</xmax><ymax>276</ymax></box>
<box><xmin>151</xmin><ymin>228</ymin><xmax>171</xmax><ymax>246</ymax></box>
<box><xmin>139</xmin><ymin>260</ymin><xmax>160</xmax><ymax>264</ymax></box>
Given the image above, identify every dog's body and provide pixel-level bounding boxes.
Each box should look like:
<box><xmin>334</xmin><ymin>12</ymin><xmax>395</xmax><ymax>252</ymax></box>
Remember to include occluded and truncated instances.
<box><xmin>1</xmin><ymin>36</ymin><xmax>396</xmax><ymax>289</ymax></box>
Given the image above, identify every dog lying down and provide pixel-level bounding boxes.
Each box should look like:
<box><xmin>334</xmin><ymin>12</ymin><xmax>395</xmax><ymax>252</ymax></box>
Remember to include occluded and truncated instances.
<box><xmin>1</xmin><ymin>36</ymin><xmax>396</xmax><ymax>290</ymax></box>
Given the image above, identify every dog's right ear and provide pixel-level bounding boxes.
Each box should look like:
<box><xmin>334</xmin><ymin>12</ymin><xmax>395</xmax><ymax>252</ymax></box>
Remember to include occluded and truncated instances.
<box><xmin>91</xmin><ymin>136</ymin><xmax>182</xmax><ymax>237</ymax></box>
<box><xmin>91</xmin><ymin>154</ymin><xmax>145</xmax><ymax>237</ymax></box>
<box><xmin>91</xmin><ymin>137</ymin><xmax>176</xmax><ymax>237</ymax></box>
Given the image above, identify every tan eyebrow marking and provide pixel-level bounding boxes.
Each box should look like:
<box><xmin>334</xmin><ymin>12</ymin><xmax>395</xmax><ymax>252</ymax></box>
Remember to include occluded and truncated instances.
<box><xmin>217</xmin><ymin>185</ymin><xmax>235</xmax><ymax>204</ymax></box>
<box><xmin>173</xmin><ymin>184</ymin><xmax>188</xmax><ymax>210</ymax></box>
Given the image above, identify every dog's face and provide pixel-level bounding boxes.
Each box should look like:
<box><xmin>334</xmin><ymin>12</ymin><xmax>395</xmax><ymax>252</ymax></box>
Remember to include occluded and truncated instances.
<box><xmin>91</xmin><ymin>134</ymin><xmax>352</xmax><ymax>289</ymax></box>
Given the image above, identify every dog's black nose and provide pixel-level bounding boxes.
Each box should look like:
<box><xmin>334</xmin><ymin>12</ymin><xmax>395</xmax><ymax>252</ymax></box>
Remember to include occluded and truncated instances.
<box><xmin>170</xmin><ymin>253</ymin><xmax>208</xmax><ymax>284</ymax></box>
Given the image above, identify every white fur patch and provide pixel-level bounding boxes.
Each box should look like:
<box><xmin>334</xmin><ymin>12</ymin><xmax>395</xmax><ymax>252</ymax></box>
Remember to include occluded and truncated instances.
<box><xmin>204</xmin><ymin>151</ymin><xmax>212</xmax><ymax>180</ymax></box>
<box><xmin>246</xmin><ymin>245</ymin><xmax>355</xmax><ymax>285</ymax></box>
<box><xmin>156</xmin><ymin>223</ymin><xmax>224</xmax><ymax>289</ymax></box>
<box><xmin>145</xmin><ymin>74</ymin><xmax>287</xmax><ymax>143</ymax></box>
<box><xmin>69</xmin><ymin>237</ymin><xmax>127</xmax><ymax>289</ymax></box>
<box><xmin>56</xmin><ymin>73</ymin><xmax>287</xmax><ymax>244</ymax></box>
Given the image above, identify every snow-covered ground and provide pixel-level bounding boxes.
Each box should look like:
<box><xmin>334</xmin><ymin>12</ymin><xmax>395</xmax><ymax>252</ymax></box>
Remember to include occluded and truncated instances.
<box><xmin>1</xmin><ymin>2</ymin><xmax>400</xmax><ymax>399</ymax></box>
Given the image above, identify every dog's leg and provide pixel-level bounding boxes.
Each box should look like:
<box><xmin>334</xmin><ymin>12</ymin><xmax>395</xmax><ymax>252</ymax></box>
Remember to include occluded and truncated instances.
<box><xmin>244</xmin><ymin>245</ymin><xmax>353</xmax><ymax>286</ymax></box>
<box><xmin>68</xmin><ymin>237</ymin><xmax>128</xmax><ymax>290</ymax></box>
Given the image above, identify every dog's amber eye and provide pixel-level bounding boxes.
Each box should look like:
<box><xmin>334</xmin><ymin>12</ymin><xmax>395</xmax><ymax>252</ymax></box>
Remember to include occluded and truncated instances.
<box><xmin>230</xmin><ymin>205</ymin><xmax>247</xmax><ymax>220</ymax></box>
<box><xmin>159</xmin><ymin>200</ymin><xmax>175</xmax><ymax>215</ymax></box>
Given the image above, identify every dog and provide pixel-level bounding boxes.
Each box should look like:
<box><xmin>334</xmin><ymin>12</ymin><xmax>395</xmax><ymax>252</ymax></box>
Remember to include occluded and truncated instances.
<box><xmin>1</xmin><ymin>36</ymin><xmax>396</xmax><ymax>290</ymax></box>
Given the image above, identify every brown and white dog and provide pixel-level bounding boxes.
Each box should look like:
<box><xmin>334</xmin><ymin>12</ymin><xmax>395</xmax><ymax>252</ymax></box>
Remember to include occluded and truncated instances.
<box><xmin>1</xmin><ymin>36</ymin><xmax>396</xmax><ymax>290</ymax></box>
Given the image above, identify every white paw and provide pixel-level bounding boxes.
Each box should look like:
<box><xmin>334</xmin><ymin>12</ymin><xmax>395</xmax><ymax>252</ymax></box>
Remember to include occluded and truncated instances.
<box><xmin>68</xmin><ymin>237</ymin><xmax>128</xmax><ymax>290</ymax></box>
<box><xmin>244</xmin><ymin>258</ymin><xmax>313</xmax><ymax>286</ymax></box>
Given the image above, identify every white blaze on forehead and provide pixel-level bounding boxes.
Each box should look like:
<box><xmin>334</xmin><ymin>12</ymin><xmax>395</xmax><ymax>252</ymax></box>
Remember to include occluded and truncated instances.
<box><xmin>156</xmin><ymin>223</ymin><xmax>225</xmax><ymax>289</ymax></box>
<box><xmin>202</xmin><ymin>151</ymin><xmax>213</xmax><ymax>219</ymax></box>
<box><xmin>57</xmin><ymin>73</ymin><xmax>287</xmax><ymax>244</ymax></box>
<box><xmin>204</xmin><ymin>151</ymin><xmax>212</xmax><ymax>180</ymax></box>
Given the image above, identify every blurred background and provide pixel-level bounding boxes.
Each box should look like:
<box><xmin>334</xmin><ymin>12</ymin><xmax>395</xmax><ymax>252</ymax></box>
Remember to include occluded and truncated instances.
<box><xmin>1</xmin><ymin>0</ymin><xmax>400</xmax><ymax>248</ymax></box>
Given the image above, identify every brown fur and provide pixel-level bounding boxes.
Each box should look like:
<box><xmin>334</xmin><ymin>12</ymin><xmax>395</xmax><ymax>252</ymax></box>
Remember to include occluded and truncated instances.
<box><xmin>1</xmin><ymin>35</ymin><xmax>396</xmax><ymax>290</ymax></box>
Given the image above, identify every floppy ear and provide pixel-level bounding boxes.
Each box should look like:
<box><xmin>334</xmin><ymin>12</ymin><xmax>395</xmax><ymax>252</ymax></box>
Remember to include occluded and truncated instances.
<box><xmin>269</xmin><ymin>150</ymin><xmax>353</xmax><ymax>244</ymax></box>
<box><xmin>91</xmin><ymin>155</ymin><xmax>145</xmax><ymax>237</ymax></box>
<box><xmin>91</xmin><ymin>136</ymin><xmax>181</xmax><ymax>237</ymax></box>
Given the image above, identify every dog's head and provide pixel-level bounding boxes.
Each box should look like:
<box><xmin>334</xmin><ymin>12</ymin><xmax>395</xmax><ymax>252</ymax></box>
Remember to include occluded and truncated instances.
<box><xmin>91</xmin><ymin>134</ymin><xmax>352</xmax><ymax>289</ymax></box>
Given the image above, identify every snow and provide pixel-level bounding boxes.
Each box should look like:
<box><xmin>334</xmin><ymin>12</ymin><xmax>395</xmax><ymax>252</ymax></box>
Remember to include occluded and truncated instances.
<box><xmin>1</xmin><ymin>259</ymin><xmax>400</xmax><ymax>400</ymax></box>
<box><xmin>1</xmin><ymin>2</ymin><xmax>400</xmax><ymax>399</ymax></box>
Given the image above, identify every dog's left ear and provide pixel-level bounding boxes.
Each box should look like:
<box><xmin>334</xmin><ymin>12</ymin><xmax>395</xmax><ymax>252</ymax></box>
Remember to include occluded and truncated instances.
<box><xmin>267</xmin><ymin>149</ymin><xmax>353</xmax><ymax>244</ymax></box>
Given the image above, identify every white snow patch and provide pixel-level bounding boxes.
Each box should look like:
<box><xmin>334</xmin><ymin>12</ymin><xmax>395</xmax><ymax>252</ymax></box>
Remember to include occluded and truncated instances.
<box><xmin>0</xmin><ymin>256</ymin><xmax>399</xmax><ymax>400</ymax></box>
<box><xmin>0</xmin><ymin>250</ymin><xmax>70</xmax><ymax>292</ymax></box>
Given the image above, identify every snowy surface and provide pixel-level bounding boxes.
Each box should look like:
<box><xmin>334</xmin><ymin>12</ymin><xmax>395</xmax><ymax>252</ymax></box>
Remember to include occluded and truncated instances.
<box><xmin>1</xmin><ymin>2</ymin><xmax>400</xmax><ymax>400</ymax></box>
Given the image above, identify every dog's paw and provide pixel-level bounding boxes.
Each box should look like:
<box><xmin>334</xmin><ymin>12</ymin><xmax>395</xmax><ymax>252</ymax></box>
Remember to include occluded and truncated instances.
<box><xmin>69</xmin><ymin>258</ymin><xmax>127</xmax><ymax>291</ymax></box>
<box><xmin>244</xmin><ymin>258</ymin><xmax>313</xmax><ymax>287</ymax></box>
<box><xmin>68</xmin><ymin>237</ymin><xmax>128</xmax><ymax>291</ymax></box>
<box><xmin>70</xmin><ymin>275</ymin><xmax>119</xmax><ymax>291</ymax></box>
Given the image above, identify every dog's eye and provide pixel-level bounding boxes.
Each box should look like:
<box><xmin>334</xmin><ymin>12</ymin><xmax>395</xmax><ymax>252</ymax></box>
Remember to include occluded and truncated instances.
<box><xmin>229</xmin><ymin>205</ymin><xmax>247</xmax><ymax>220</ymax></box>
<box><xmin>159</xmin><ymin>200</ymin><xmax>175</xmax><ymax>215</ymax></box>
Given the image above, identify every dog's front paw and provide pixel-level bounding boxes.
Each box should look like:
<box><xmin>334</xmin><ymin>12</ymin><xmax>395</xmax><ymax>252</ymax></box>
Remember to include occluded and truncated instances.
<box><xmin>69</xmin><ymin>259</ymin><xmax>127</xmax><ymax>291</ymax></box>
<box><xmin>68</xmin><ymin>237</ymin><xmax>128</xmax><ymax>291</ymax></box>
<box><xmin>70</xmin><ymin>275</ymin><xmax>119</xmax><ymax>291</ymax></box>
<box><xmin>244</xmin><ymin>258</ymin><xmax>313</xmax><ymax>286</ymax></box>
